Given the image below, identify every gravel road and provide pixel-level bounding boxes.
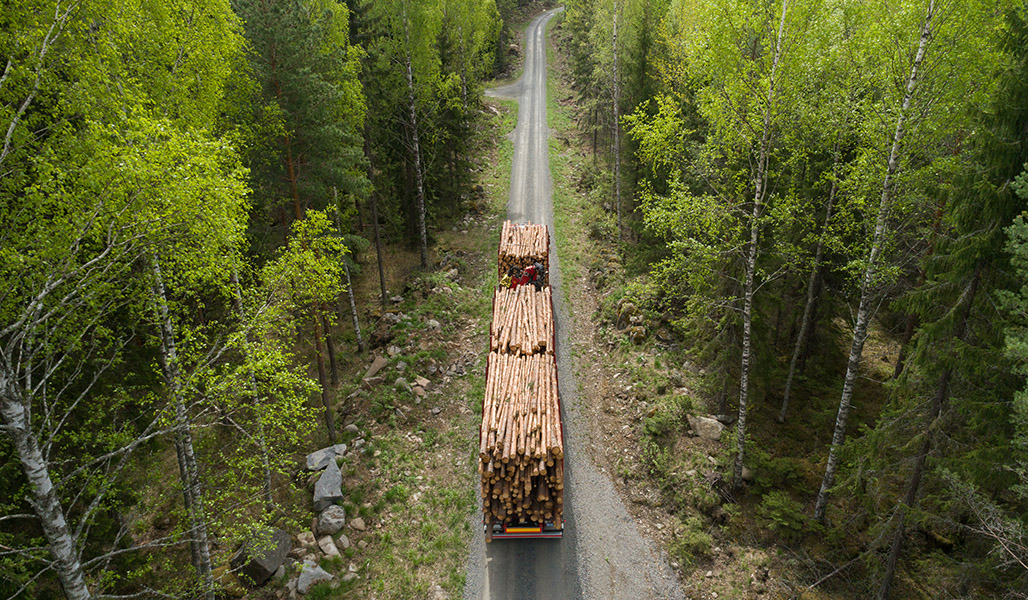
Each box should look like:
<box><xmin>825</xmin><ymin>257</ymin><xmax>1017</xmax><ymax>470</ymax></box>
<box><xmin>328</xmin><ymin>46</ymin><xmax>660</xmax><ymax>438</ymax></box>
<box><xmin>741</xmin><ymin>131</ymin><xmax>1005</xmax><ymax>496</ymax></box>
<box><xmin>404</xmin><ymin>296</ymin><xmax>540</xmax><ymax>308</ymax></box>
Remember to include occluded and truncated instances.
<box><xmin>464</xmin><ymin>8</ymin><xmax>686</xmax><ymax>600</ymax></box>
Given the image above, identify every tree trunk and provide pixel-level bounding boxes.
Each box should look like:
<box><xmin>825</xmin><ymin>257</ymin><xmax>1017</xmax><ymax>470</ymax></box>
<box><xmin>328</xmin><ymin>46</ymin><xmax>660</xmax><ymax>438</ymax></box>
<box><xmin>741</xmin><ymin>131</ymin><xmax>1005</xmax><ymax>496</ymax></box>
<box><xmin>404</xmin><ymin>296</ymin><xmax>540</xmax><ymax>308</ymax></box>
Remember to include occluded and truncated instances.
<box><xmin>458</xmin><ymin>24</ymin><xmax>469</xmax><ymax>110</ymax></box>
<box><xmin>878</xmin><ymin>266</ymin><xmax>980</xmax><ymax>599</ymax></box>
<box><xmin>313</xmin><ymin>312</ymin><xmax>336</xmax><ymax>442</ymax></box>
<box><xmin>402</xmin><ymin>4</ymin><xmax>429</xmax><ymax>269</ymax></box>
<box><xmin>363</xmin><ymin>127</ymin><xmax>388</xmax><ymax>308</ymax></box>
<box><xmin>779</xmin><ymin>155</ymin><xmax>839</xmax><ymax>423</ymax></box>
<box><xmin>268</xmin><ymin>38</ymin><xmax>303</xmax><ymax>222</ymax></box>
<box><xmin>814</xmin><ymin>0</ymin><xmax>935</xmax><ymax>522</ymax></box>
<box><xmin>151</xmin><ymin>257</ymin><xmax>215</xmax><ymax>600</ymax></box>
<box><xmin>324</xmin><ymin>311</ymin><xmax>338</xmax><ymax>385</ymax></box>
<box><xmin>612</xmin><ymin>4</ymin><xmax>623</xmax><ymax>244</ymax></box>
<box><xmin>342</xmin><ymin>259</ymin><xmax>365</xmax><ymax>352</ymax></box>
<box><xmin>733</xmin><ymin>0</ymin><xmax>789</xmax><ymax>489</ymax></box>
<box><xmin>0</xmin><ymin>387</ymin><xmax>92</xmax><ymax>600</ymax></box>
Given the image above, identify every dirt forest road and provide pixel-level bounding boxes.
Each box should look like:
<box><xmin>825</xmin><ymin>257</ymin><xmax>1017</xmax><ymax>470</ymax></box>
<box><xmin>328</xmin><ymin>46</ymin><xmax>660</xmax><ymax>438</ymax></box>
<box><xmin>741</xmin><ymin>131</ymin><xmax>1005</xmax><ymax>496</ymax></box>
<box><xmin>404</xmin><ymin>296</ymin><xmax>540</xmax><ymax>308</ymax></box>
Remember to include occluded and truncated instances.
<box><xmin>464</xmin><ymin>8</ymin><xmax>686</xmax><ymax>600</ymax></box>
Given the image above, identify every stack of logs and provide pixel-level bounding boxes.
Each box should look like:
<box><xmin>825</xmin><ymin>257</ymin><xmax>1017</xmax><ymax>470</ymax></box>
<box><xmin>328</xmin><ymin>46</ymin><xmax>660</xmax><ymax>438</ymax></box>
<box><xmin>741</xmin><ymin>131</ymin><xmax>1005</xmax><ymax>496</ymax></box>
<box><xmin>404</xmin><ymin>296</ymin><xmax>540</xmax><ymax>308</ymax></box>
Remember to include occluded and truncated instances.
<box><xmin>498</xmin><ymin>220</ymin><xmax>549</xmax><ymax>285</ymax></box>
<box><xmin>490</xmin><ymin>285</ymin><xmax>554</xmax><ymax>356</ymax></box>
<box><xmin>479</xmin><ymin>352</ymin><xmax>563</xmax><ymax>528</ymax></box>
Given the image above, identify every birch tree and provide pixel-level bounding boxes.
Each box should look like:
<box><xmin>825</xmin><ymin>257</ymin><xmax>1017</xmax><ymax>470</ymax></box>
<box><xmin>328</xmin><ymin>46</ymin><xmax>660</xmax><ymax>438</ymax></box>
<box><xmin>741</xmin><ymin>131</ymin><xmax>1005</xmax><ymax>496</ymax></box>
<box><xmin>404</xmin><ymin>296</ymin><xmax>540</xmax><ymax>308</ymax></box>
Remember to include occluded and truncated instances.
<box><xmin>814</xmin><ymin>0</ymin><xmax>999</xmax><ymax>521</ymax></box>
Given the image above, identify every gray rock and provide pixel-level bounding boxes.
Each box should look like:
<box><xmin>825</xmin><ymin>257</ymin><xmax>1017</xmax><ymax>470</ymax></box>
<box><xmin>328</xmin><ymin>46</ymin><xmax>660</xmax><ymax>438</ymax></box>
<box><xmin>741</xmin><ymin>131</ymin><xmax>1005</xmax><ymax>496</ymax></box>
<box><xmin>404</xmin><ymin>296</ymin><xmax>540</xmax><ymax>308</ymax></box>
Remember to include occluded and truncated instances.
<box><xmin>305</xmin><ymin>444</ymin><xmax>347</xmax><ymax>471</ymax></box>
<box><xmin>715</xmin><ymin>413</ymin><xmax>736</xmax><ymax>425</ymax></box>
<box><xmin>317</xmin><ymin>535</ymin><xmax>340</xmax><ymax>557</ymax></box>
<box><xmin>364</xmin><ymin>355</ymin><xmax>389</xmax><ymax>379</ymax></box>
<box><xmin>296</xmin><ymin>531</ymin><xmax>316</xmax><ymax>548</ymax></box>
<box><xmin>344</xmin><ymin>424</ymin><xmax>359</xmax><ymax>434</ymax></box>
<box><xmin>335</xmin><ymin>533</ymin><xmax>351</xmax><ymax>549</ymax></box>
<box><xmin>430</xmin><ymin>407</ymin><xmax>441</xmax><ymax>415</ymax></box>
<box><xmin>413</xmin><ymin>386</ymin><xmax>426</xmax><ymax>397</ymax></box>
<box><xmin>230</xmin><ymin>527</ymin><xmax>291</xmax><ymax>587</ymax></box>
<box><xmin>318</xmin><ymin>505</ymin><xmax>346</xmax><ymax>535</ymax></box>
<box><xmin>741</xmin><ymin>466</ymin><xmax>755</xmax><ymax>482</ymax></box>
<box><xmin>387</xmin><ymin>345</ymin><xmax>402</xmax><ymax>357</ymax></box>
<box><xmin>394</xmin><ymin>377</ymin><xmax>411</xmax><ymax>392</ymax></box>
<box><xmin>349</xmin><ymin>517</ymin><xmax>367</xmax><ymax>531</ymax></box>
<box><xmin>426</xmin><ymin>319</ymin><xmax>441</xmax><ymax>329</ymax></box>
<box><xmin>352</xmin><ymin>438</ymin><xmax>365</xmax><ymax>450</ymax></box>
<box><xmin>296</xmin><ymin>560</ymin><xmax>333</xmax><ymax>594</ymax></box>
<box><xmin>395</xmin><ymin>361</ymin><xmax>408</xmax><ymax>373</ymax></box>
<box><xmin>688</xmin><ymin>415</ymin><xmax>726</xmax><ymax>440</ymax></box>
<box><xmin>342</xmin><ymin>573</ymin><xmax>359</xmax><ymax>583</ymax></box>
<box><xmin>361</xmin><ymin>376</ymin><xmax>383</xmax><ymax>390</ymax></box>
<box><xmin>446</xmin><ymin>268</ymin><xmax>459</xmax><ymax>280</ymax></box>
<box><xmin>313</xmin><ymin>460</ymin><xmax>344</xmax><ymax>512</ymax></box>
<box><xmin>275</xmin><ymin>565</ymin><xmax>285</xmax><ymax>580</ymax></box>
<box><xmin>390</xmin><ymin>295</ymin><xmax>404</xmax><ymax>304</ymax></box>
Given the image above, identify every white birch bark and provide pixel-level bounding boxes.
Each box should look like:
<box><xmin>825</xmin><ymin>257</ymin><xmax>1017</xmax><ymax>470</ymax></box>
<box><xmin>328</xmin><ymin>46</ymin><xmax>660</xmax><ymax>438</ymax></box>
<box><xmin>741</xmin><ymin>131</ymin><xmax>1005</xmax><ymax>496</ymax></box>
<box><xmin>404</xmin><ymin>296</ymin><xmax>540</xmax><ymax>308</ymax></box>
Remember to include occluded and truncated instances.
<box><xmin>0</xmin><ymin>384</ymin><xmax>92</xmax><ymax>600</ymax></box>
<box><xmin>733</xmin><ymin>0</ymin><xmax>790</xmax><ymax>489</ymax></box>
<box><xmin>402</xmin><ymin>2</ymin><xmax>429</xmax><ymax>269</ymax></box>
<box><xmin>151</xmin><ymin>256</ymin><xmax>215</xmax><ymax>599</ymax></box>
<box><xmin>813</xmin><ymin>0</ymin><xmax>936</xmax><ymax>522</ymax></box>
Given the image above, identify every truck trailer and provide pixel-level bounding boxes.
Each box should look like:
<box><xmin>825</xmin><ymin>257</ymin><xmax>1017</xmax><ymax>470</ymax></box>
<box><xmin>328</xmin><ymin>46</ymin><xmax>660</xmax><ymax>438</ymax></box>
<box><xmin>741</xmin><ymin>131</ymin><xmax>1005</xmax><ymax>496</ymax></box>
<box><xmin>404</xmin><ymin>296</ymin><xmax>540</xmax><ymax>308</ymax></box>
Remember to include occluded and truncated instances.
<box><xmin>479</xmin><ymin>222</ymin><xmax>564</xmax><ymax>541</ymax></box>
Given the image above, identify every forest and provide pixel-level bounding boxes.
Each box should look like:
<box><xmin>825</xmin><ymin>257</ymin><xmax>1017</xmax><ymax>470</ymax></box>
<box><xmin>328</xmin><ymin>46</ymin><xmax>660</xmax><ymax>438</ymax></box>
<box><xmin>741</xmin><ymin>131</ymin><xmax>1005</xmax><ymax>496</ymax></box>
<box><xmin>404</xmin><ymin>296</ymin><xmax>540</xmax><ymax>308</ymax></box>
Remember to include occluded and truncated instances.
<box><xmin>0</xmin><ymin>0</ymin><xmax>518</xmax><ymax>597</ymax></box>
<box><xmin>560</xmin><ymin>0</ymin><xmax>1028</xmax><ymax>596</ymax></box>
<box><xmin>4</xmin><ymin>0</ymin><xmax>1028</xmax><ymax>598</ymax></box>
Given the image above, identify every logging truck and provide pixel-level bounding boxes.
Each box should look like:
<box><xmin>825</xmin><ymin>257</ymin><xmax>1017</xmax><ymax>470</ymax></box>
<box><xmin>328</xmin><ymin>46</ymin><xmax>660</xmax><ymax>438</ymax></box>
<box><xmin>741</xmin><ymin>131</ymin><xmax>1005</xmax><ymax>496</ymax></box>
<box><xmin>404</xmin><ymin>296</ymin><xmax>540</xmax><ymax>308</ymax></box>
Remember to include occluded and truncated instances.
<box><xmin>479</xmin><ymin>222</ymin><xmax>564</xmax><ymax>541</ymax></box>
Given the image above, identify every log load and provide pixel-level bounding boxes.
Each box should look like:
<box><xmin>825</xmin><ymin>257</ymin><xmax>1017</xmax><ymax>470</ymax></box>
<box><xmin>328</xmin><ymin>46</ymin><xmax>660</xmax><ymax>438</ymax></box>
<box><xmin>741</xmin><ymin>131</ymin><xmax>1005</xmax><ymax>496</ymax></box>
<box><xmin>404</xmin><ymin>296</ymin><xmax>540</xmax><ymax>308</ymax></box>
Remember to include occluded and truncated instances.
<box><xmin>490</xmin><ymin>285</ymin><xmax>554</xmax><ymax>356</ymax></box>
<box><xmin>498</xmin><ymin>220</ymin><xmax>549</xmax><ymax>285</ymax></box>
<box><xmin>478</xmin><ymin>352</ymin><xmax>563</xmax><ymax>528</ymax></box>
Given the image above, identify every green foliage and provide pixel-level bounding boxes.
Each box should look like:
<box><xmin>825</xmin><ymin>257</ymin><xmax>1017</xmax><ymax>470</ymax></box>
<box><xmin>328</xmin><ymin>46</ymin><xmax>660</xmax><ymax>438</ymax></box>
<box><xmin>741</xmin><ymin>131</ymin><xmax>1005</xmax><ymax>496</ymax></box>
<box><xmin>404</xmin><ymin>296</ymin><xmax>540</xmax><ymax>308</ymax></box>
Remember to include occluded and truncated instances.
<box><xmin>669</xmin><ymin>515</ymin><xmax>713</xmax><ymax>566</ymax></box>
<box><xmin>756</xmin><ymin>491</ymin><xmax>812</xmax><ymax>543</ymax></box>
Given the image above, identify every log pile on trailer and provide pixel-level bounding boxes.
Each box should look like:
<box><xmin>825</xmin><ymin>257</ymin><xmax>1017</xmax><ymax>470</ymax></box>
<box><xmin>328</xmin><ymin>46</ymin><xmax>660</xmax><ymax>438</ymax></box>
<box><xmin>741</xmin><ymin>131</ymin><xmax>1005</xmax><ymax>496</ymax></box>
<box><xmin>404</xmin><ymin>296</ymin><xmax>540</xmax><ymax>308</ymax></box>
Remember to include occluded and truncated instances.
<box><xmin>490</xmin><ymin>285</ymin><xmax>554</xmax><ymax>356</ymax></box>
<box><xmin>498</xmin><ymin>220</ymin><xmax>549</xmax><ymax>285</ymax></box>
<box><xmin>481</xmin><ymin>221</ymin><xmax>562</xmax><ymax>541</ymax></box>
<box><xmin>479</xmin><ymin>353</ymin><xmax>564</xmax><ymax>526</ymax></box>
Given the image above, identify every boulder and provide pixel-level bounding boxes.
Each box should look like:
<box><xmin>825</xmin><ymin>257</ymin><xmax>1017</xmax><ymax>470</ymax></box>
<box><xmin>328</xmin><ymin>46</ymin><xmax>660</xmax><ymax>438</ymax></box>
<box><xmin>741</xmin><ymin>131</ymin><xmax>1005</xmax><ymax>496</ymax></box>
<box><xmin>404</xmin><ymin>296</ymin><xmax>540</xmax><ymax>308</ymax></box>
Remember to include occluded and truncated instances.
<box><xmin>313</xmin><ymin>460</ymin><xmax>344</xmax><ymax>512</ymax></box>
<box><xmin>230</xmin><ymin>527</ymin><xmax>291</xmax><ymax>587</ymax></box>
<box><xmin>687</xmin><ymin>415</ymin><xmax>726</xmax><ymax>440</ymax></box>
<box><xmin>317</xmin><ymin>535</ymin><xmax>340</xmax><ymax>557</ymax></box>
<box><xmin>296</xmin><ymin>560</ymin><xmax>333</xmax><ymax>594</ymax></box>
<box><xmin>305</xmin><ymin>444</ymin><xmax>347</xmax><ymax>471</ymax></box>
<box><xmin>363</xmin><ymin>355</ymin><xmax>389</xmax><ymax>379</ymax></box>
<box><xmin>344</xmin><ymin>424</ymin><xmax>359</xmax><ymax>434</ymax></box>
<box><xmin>318</xmin><ymin>505</ymin><xmax>346</xmax><ymax>535</ymax></box>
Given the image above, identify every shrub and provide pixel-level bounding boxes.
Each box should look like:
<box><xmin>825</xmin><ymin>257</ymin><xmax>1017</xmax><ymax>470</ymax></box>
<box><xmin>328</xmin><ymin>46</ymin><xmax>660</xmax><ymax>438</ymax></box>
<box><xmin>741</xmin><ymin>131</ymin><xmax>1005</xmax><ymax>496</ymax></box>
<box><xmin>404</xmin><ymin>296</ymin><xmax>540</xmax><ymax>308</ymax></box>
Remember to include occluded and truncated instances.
<box><xmin>757</xmin><ymin>490</ymin><xmax>812</xmax><ymax>543</ymax></box>
<box><xmin>669</xmin><ymin>515</ymin><xmax>713</xmax><ymax>566</ymax></box>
